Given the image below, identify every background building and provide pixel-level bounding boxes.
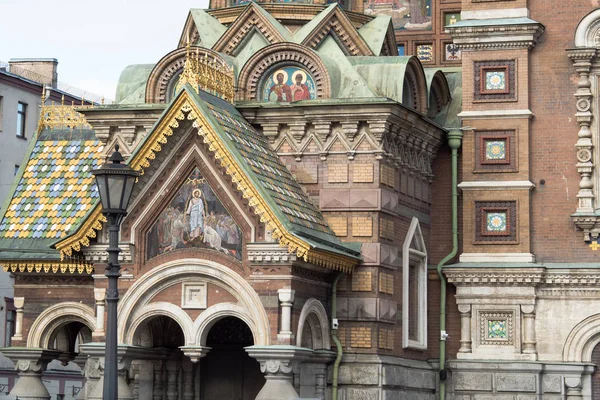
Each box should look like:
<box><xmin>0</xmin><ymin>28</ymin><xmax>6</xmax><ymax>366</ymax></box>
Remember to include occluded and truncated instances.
<box><xmin>0</xmin><ymin>59</ymin><xmax>96</xmax><ymax>399</ymax></box>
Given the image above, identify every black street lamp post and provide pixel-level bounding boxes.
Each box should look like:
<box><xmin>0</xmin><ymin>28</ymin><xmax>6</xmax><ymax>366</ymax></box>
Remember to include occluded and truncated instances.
<box><xmin>92</xmin><ymin>144</ymin><xmax>139</xmax><ymax>400</ymax></box>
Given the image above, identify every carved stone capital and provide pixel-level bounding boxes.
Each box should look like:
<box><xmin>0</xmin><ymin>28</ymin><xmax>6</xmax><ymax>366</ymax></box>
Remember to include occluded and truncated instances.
<box><xmin>457</xmin><ymin>304</ymin><xmax>471</xmax><ymax>314</ymax></box>
<box><xmin>179</xmin><ymin>346</ymin><xmax>211</xmax><ymax>363</ymax></box>
<box><xmin>245</xmin><ymin>345</ymin><xmax>313</xmax><ymax>376</ymax></box>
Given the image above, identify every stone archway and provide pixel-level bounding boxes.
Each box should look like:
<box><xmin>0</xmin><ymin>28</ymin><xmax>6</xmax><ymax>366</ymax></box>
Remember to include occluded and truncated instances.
<box><xmin>296</xmin><ymin>298</ymin><xmax>330</xmax><ymax>350</ymax></box>
<box><xmin>563</xmin><ymin>313</ymin><xmax>600</xmax><ymax>362</ymax></box>
<box><xmin>117</xmin><ymin>258</ymin><xmax>271</xmax><ymax>347</ymax></box>
<box><xmin>27</xmin><ymin>302</ymin><xmax>96</xmax><ymax>349</ymax></box>
<box><xmin>200</xmin><ymin>316</ymin><xmax>265</xmax><ymax>400</ymax></box>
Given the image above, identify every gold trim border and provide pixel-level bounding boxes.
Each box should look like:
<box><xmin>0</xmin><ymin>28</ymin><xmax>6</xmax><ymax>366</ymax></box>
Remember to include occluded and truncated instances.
<box><xmin>56</xmin><ymin>91</ymin><xmax>357</xmax><ymax>272</ymax></box>
<box><xmin>56</xmin><ymin>208</ymin><xmax>106</xmax><ymax>258</ymax></box>
<box><xmin>2</xmin><ymin>260</ymin><xmax>94</xmax><ymax>275</ymax></box>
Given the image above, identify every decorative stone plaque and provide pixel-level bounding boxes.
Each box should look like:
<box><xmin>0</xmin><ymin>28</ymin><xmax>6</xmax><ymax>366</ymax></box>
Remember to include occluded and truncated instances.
<box><xmin>181</xmin><ymin>282</ymin><xmax>208</xmax><ymax>309</ymax></box>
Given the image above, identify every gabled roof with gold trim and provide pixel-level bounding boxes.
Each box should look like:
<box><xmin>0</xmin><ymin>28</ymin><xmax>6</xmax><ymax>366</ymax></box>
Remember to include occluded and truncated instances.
<box><xmin>58</xmin><ymin>85</ymin><xmax>361</xmax><ymax>272</ymax></box>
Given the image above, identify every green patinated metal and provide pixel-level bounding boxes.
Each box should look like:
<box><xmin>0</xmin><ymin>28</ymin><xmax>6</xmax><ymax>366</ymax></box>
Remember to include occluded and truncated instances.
<box><xmin>115</xmin><ymin>64</ymin><xmax>154</xmax><ymax>104</ymax></box>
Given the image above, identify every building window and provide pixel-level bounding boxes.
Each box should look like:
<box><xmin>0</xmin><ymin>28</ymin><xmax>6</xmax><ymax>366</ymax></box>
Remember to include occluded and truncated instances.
<box><xmin>4</xmin><ymin>298</ymin><xmax>15</xmax><ymax>347</ymax></box>
<box><xmin>402</xmin><ymin>217</ymin><xmax>427</xmax><ymax>350</ymax></box>
<box><xmin>14</xmin><ymin>165</ymin><xmax>19</xmax><ymax>176</ymax></box>
<box><xmin>16</xmin><ymin>102</ymin><xmax>26</xmax><ymax>138</ymax></box>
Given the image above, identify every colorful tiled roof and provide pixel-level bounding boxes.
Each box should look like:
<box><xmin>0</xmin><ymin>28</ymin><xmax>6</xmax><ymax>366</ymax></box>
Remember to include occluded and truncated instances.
<box><xmin>0</xmin><ymin>128</ymin><xmax>103</xmax><ymax>241</ymax></box>
<box><xmin>204</xmin><ymin>101</ymin><xmax>332</xmax><ymax>236</ymax></box>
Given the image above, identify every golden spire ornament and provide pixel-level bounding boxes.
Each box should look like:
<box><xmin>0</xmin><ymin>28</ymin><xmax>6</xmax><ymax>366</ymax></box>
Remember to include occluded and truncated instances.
<box><xmin>175</xmin><ymin>44</ymin><xmax>235</xmax><ymax>103</ymax></box>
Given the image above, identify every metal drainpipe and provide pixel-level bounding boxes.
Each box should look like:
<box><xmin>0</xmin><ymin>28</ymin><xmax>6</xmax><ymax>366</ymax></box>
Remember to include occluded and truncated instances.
<box><xmin>331</xmin><ymin>272</ymin><xmax>344</xmax><ymax>400</ymax></box>
<box><xmin>437</xmin><ymin>129</ymin><xmax>463</xmax><ymax>400</ymax></box>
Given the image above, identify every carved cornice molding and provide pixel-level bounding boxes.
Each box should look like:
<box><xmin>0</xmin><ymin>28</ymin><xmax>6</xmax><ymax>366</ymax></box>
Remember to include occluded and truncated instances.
<box><xmin>247</xmin><ymin>243</ymin><xmax>296</xmax><ymax>264</ymax></box>
<box><xmin>445</xmin><ymin>268</ymin><xmax>545</xmax><ymax>286</ymax></box>
<box><xmin>83</xmin><ymin>244</ymin><xmax>133</xmax><ymax>263</ymax></box>
<box><xmin>446</xmin><ymin>267</ymin><xmax>600</xmax><ymax>292</ymax></box>
<box><xmin>447</xmin><ymin>22</ymin><xmax>545</xmax><ymax>51</ymax></box>
<box><xmin>238</xmin><ymin>104</ymin><xmax>444</xmax><ymax>180</ymax></box>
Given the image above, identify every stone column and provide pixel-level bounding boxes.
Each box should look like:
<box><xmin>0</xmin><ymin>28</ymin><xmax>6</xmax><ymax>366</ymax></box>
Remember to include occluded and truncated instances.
<box><xmin>2</xmin><ymin>348</ymin><xmax>61</xmax><ymax>400</ymax></box>
<box><xmin>182</xmin><ymin>357</ymin><xmax>195</xmax><ymax>400</ymax></box>
<box><xmin>13</xmin><ymin>297</ymin><xmax>24</xmax><ymax>341</ymax></box>
<box><xmin>166</xmin><ymin>359</ymin><xmax>179</xmax><ymax>400</ymax></box>
<box><xmin>94</xmin><ymin>288</ymin><xmax>106</xmax><ymax>335</ymax></box>
<box><xmin>153</xmin><ymin>360</ymin><xmax>164</xmax><ymax>400</ymax></box>
<box><xmin>246</xmin><ymin>345</ymin><xmax>313</xmax><ymax>400</ymax></box>
<box><xmin>565</xmin><ymin>376</ymin><xmax>583</xmax><ymax>400</ymax></box>
<box><xmin>458</xmin><ymin>304</ymin><xmax>472</xmax><ymax>353</ymax></box>
<box><xmin>567</xmin><ymin>48</ymin><xmax>597</xmax><ymax>222</ymax></box>
<box><xmin>131</xmin><ymin>361</ymin><xmax>140</xmax><ymax>399</ymax></box>
<box><xmin>312</xmin><ymin>350</ymin><xmax>335</xmax><ymax>399</ymax></box>
<box><xmin>277</xmin><ymin>288</ymin><xmax>295</xmax><ymax>341</ymax></box>
<box><xmin>521</xmin><ymin>305</ymin><xmax>537</xmax><ymax>355</ymax></box>
<box><xmin>79</xmin><ymin>343</ymin><xmax>144</xmax><ymax>400</ymax></box>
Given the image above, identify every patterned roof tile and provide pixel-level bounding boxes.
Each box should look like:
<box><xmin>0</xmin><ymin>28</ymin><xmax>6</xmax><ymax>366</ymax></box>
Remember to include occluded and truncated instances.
<box><xmin>0</xmin><ymin>130</ymin><xmax>104</xmax><ymax>241</ymax></box>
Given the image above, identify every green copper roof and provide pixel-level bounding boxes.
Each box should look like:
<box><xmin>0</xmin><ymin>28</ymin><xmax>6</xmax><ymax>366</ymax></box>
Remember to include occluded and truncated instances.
<box><xmin>433</xmin><ymin>68</ymin><xmax>462</xmax><ymax>128</ymax></box>
<box><xmin>348</xmin><ymin>56</ymin><xmax>414</xmax><ymax>104</ymax></box>
<box><xmin>0</xmin><ymin>128</ymin><xmax>104</xmax><ymax>257</ymax></box>
<box><xmin>115</xmin><ymin>64</ymin><xmax>154</xmax><ymax>104</ymax></box>
<box><xmin>357</xmin><ymin>15</ymin><xmax>392</xmax><ymax>56</ymax></box>
<box><xmin>190</xmin><ymin>9</ymin><xmax>227</xmax><ymax>48</ymax></box>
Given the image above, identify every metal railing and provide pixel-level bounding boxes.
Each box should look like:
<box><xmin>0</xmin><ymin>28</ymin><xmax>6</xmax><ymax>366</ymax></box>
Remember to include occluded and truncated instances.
<box><xmin>0</xmin><ymin>61</ymin><xmax>109</xmax><ymax>103</ymax></box>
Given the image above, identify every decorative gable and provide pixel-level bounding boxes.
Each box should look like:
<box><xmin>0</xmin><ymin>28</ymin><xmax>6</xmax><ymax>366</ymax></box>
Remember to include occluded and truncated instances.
<box><xmin>300</xmin><ymin>6</ymin><xmax>374</xmax><ymax>56</ymax></box>
<box><xmin>212</xmin><ymin>2</ymin><xmax>288</xmax><ymax>55</ymax></box>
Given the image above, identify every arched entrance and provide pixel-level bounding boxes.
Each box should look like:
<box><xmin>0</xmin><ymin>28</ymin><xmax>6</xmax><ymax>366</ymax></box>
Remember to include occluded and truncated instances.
<box><xmin>132</xmin><ymin>315</ymin><xmax>191</xmax><ymax>400</ymax></box>
<box><xmin>200</xmin><ymin>316</ymin><xmax>264</xmax><ymax>399</ymax></box>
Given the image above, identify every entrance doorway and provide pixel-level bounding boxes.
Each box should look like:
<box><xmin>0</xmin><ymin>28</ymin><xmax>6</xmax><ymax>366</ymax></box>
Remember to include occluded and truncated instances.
<box><xmin>200</xmin><ymin>317</ymin><xmax>265</xmax><ymax>400</ymax></box>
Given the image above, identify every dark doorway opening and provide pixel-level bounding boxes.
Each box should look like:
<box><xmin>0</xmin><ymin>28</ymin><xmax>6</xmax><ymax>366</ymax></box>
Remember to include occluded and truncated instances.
<box><xmin>200</xmin><ymin>316</ymin><xmax>265</xmax><ymax>400</ymax></box>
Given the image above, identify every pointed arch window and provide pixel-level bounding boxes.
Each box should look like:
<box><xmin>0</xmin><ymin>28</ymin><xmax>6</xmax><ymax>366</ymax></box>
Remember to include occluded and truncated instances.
<box><xmin>402</xmin><ymin>217</ymin><xmax>427</xmax><ymax>350</ymax></box>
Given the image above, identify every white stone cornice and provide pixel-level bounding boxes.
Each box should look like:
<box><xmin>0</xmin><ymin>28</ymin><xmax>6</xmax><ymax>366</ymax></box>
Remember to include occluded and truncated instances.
<box><xmin>461</xmin><ymin>8</ymin><xmax>529</xmax><ymax>20</ymax></box>
<box><xmin>247</xmin><ymin>243</ymin><xmax>295</xmax><ymax>264</ymax></box>
<box><xmin>445</xmin><ymin>267</ymin><xmax>545</xmax><ymax>286</ymax></box>
<box><xmin>458</xmin><ymin>109</ymin><xmax>534</xmax><ymax>120</ymax></box>
<box><xmin>459</xmin><ymin>253</ymin><xmax>536</xmax><ymax>263</ymax></box>
<box><xmin>447</xmin><ymin>20</ymin><xmax>545</xmax><ymax>50</ymax></box>
<box><xmin>458</xmin><ymin>181</ymin><xmax>535</xmax><ymax>191</ymax></box>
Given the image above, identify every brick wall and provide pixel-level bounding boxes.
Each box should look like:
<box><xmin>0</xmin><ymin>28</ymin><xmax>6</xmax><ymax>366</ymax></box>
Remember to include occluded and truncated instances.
<box><xmin>529</xmin><ymin>0</ymin><xmax>600</xmax><ymax>261</ymax></box>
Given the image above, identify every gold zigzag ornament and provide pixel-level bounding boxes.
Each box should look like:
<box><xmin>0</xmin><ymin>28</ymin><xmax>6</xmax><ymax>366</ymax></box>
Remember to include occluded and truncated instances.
<box><xmin>56</xmin><ymin>94</ymin><xmax>356</xmax><ymax>273</ymax></box>
<box><xmin>2</xmin><ymin>257</ymin><xmax>94</xmax><ymax>275</ymax></box>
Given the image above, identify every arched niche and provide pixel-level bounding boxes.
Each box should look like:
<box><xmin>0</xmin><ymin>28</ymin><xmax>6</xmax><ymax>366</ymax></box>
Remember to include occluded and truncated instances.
<box><xmin>27</xmin><ymin>302</ymin><xmax>96</xmax><ymax>350</ymax></box>
<box><xmin>402</xmin><ymin>57</ymin><xmax>428</xmax><ymax>114</ymax></box>
<box><xmin>145</xmin><ymin>46</ymin><xmax>234</xmax><ymax>104</ymax></box>
<box><xmin>296</xmin><ymin>298</ymin><xmax>330</xmax><ymax>350</ymax></box>
<box><xmin>237</xmin><ymin>43</ymin><xmax>331</xmax><ymax>101</ymax></box>
<box><xmin>575</xmin><ymin>9</ymin><xmax>600</xmax><ymax>48</ymax></box>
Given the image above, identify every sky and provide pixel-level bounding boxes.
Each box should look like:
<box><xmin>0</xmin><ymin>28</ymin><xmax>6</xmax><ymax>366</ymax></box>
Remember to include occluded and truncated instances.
<box><xmin>0</xmin><ymin>0</ymin><xmax>210</xmax><ymax>102</ymax></box>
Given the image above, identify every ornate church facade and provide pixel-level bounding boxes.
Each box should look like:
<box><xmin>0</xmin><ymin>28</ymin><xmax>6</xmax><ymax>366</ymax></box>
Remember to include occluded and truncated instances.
<box><xmin>2</xmin><ymin>0</ymin><xmax>600</xmax><ymax>399</ymax></box>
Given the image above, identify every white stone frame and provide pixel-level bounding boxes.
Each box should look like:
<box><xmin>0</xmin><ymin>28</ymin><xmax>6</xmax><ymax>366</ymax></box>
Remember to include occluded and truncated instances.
<box><xmin>563</xmin><ymin>313</ymin><xmax>600</xmax><ymax>362</ymax></box>
<box><xmin>402</xmin><ymin>217</ymin><xmax>427</xmax><ymax>350</ymax></box>
<box><xmin>569</xmin><ymin>10</ymin><xmax>600</xmax><ymax>240</ymax></box>
<box><xmin>117</xmin><ymin>258</ymin><xmax>271</xmax><ymax>346</ymax></box>
<box><xmin>296</xmin><ymin>298</ymin><xmax>331</xmax><ymax>350</ymax></box>
<box><xmin>27</xmin><ymin>302</ymin><xmax>96</xmax><ymax>348</ymax></box>
<box><xmin>181</xmin><ymin>282</ymin><xmax>208</xmax><ymax>309</ymax></box>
